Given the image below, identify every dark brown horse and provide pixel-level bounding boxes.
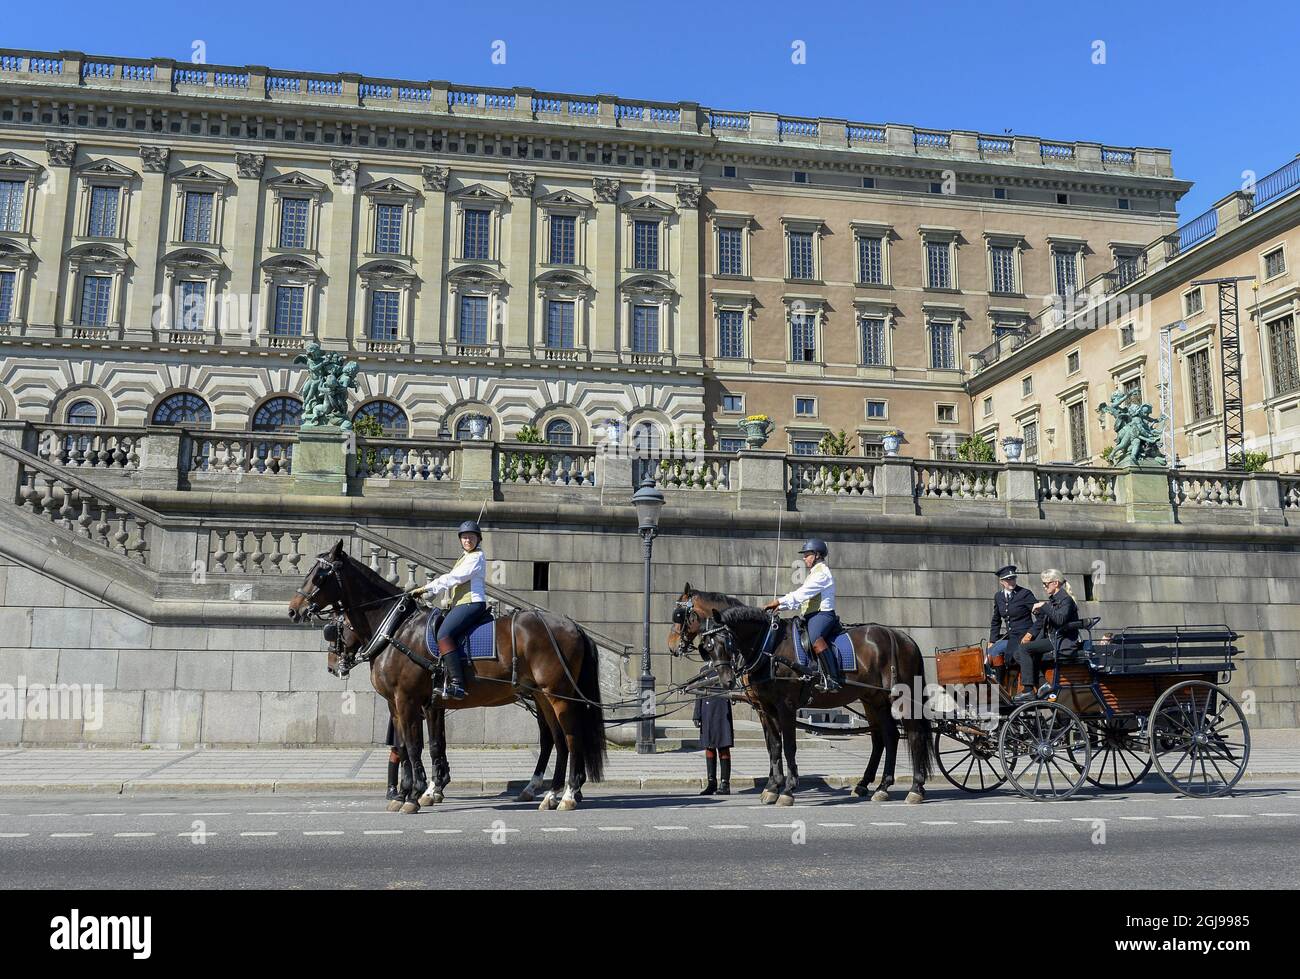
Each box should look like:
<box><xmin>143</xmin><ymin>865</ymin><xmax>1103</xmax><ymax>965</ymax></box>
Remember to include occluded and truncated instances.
<box><xmin>289</xmin><ymin>541</ymin><xmax>606</xmax><ymax>812</ymax></box>
<box><xmin>669</xmin><ymin>583</ymin><xmax>934</xmax><ymax>805</ymax></box>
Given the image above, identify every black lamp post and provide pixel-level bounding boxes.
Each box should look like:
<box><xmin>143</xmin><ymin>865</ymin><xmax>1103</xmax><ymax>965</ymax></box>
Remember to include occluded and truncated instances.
<box><xmin>631</xmin><ymin>475</ymin><xmax>665</xmax><ymax>754</ymax></box>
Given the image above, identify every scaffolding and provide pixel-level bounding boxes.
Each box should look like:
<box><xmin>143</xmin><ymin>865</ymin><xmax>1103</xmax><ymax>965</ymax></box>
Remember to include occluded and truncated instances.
<box><xmin>1157</xmin><ymin>322</ymin><xmax>1179</xmax><ymax>467</ymax></box>
<box><xmin>1191</xmin><ymin>276</ymin><xmax>1255</xmax><ymax>470</ymax></box>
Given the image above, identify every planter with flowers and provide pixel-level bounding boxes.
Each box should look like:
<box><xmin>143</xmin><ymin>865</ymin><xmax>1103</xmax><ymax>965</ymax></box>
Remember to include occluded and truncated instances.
<box><xmin>740</xmin><ymin>414</ymin><xmax>774</xmax><ymax>449</ymax></box>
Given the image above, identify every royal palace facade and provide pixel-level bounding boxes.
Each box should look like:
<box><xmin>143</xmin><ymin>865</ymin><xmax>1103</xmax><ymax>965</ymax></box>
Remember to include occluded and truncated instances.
<box><xmin>0</xmin><ymin>48</ymin><xmax>1190</xmax><ymax>457</ymax></box>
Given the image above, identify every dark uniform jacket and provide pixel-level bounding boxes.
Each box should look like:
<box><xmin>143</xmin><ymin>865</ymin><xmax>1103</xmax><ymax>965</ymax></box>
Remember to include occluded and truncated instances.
<box><xmin>693</xmin><ymin>695</ymin><xmax>734</xmax><ymax>750</ymax></box>
<box><xmin>1029</xmin><ymin>590</ymin><xmax>1082</xmax><ymax>651</ymax></box>
<box><xmin>990</xmin><ymin>585</ymin><xmax>1037</xmax><ymax>643</ymax></box>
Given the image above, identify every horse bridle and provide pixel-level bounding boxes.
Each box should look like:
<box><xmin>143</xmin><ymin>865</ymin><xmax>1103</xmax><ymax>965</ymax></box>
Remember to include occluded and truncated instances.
<box><xmin>296</xmin><ymin>557</ymin><xmax>346</xmax><ymax>620</ymax></box>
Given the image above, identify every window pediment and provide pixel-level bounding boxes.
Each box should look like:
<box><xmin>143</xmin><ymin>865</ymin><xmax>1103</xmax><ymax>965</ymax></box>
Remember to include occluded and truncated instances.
<box><xmin>361</xmin><ymin>177</ymin><xmax>419</xmax><ymax>199</ymax></box>
<box><xmin>358</xmin><ymin>259</ymin><xmax>416</xmax><ymax>283</ymax></box>
<box><xmin>262</xmin><ymin>254</ymin><xmax>322</xmax><ymax>275</ymax></box>
<box><xmin>0</xmin><ymin>239</ymin><xmax>33</xmax><ymax>257</ymax></box>
<box><xmin>448</xmin><ymin>263</ymin><xmax>504</xmax><ymax>286</ymax></box>
<box><xmin>623</xmin><ymin>195</ymin><xmax>672</xmax><ymax>215</ymax></box>
<box><xmin>621</xmin><ymin>274</ymin><xmax>674</xmax><ymax>297</ymax></box>
<box><xmin>535</xmin><ymin>269</ymin><xmax>591</xmax><ymax>289</ymax></box>
<box><xmin>67</xmin><ymin>242</ymin><xmax>130</xmax><ymax>264</ymax></box>
<box><xmin>0</xmin><ymin>152</ymin><xmax>42</xmax><ymax>177</ymax></box>
<box><xmin>77</xmin><ymin>158</ymin><xmax>137</xmax><ymax>180</ymax></box>
<box><xmin>267</xmin><ymin>171</ymin><xmax>326</xmax><ymax>194</ymax></box>
<box><xmin>452</xmin><ymin>183</ymin><xmax>508</xmax><ymax>204</ymax></box>
<box><xmin>537</xmin><ymin>189</ymin><xmax>593</xmax><ymax>210</ymax></box>
<box><xmin>172</xmin><ymin>164</ymin><xmax>230</xmax><ymax>188</ymax></box>
<box><xmin>163</xmin><ymin>248</ymin><xmax>224</xmax><ymax>271</ymax></box>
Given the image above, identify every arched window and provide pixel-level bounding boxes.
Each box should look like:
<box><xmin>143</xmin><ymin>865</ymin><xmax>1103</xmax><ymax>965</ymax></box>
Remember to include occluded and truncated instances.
<box><xmin>252</xmin><ymin>396</ymin><xmax>302</xmax><ymax>433</ymax></box>
<box><xmin>152</xmin><ymin>392</ymin><xmax>211</xmax><ymax>427</ymax></box>
<box><xmin>544</xmin><ymin>419</ymin><xmax>574</xmax><ymax>446</ymax></box>
<box><xmin>66</xmin><ymin>399</ymin><xmax>100</xmax><ymax>426</ymax></box>
<box><xmin>353</xmin><ymin>400</ymin><xmax>408</xmax><ymax>437</ymax></box>
<box><xmin>455</xmin><ymin>413</ymin><xmax>492</xmax><ymax>441</ymax></box>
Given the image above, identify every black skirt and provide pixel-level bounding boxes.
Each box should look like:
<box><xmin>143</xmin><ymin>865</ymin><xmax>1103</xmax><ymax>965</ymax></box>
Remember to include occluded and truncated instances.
<box><xmin>693</xmin><ymin>695</ymin><xmax>734</xmax><ymax>749</ymax></box>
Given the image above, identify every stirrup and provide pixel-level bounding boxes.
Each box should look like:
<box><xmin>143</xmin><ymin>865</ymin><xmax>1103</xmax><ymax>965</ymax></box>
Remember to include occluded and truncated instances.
<box><xmin>442</xmin><ymin>682</ymin><xmax>467</xmax><ymax>701</ymax></box>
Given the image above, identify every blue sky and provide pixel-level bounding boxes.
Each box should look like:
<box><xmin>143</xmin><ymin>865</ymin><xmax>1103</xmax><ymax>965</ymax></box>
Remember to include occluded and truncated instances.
<box><xmin>5</xmin><ymin>0</ymin><xmax>1296</xmax><ymax>218</ymax></box>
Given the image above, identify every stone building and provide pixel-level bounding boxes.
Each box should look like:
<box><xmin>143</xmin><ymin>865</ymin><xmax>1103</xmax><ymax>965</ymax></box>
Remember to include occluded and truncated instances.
<box><xmin>0</xmin><ymin>48</ymin><xmax>1187</xmax><ymax>454</ymax></box>
<box><xmin>968</xmin><ymin>156</ymin><xmax>1300</xmax><ymax>472</ymax></box>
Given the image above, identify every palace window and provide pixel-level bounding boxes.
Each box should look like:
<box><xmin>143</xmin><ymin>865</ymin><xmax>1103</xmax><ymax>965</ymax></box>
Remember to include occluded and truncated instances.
<box><xmin>857</xmin><ymin>235</ymin><xmax>884</xmax><ymax>285</ymax></box>
<box><xmin>722</xmin><ymin>394</ymin><xmax>744</xmax><ymax>413</ymax></box>
<box><xmin>790</xmin><ymin>313</ymin><xmax>817</xmax><ymax>362</ymax></box>
<box><xmin>79</xmin><ymin>275</ymin><xmax>113</xmax><ymax>326</ymax></box>
<box><xmin>354</xmin><ymin>400</ymin><xmax>408</xmax><ymax>436</ymax></box>
<box><xmin>279</xmin><ymin>198</ymin><xmax>310</xmax><ymax>248</ymax></box>
<box><xmin>788</xmin><ymin>231</ymin><xmax>815</xmax><ymax>280</ymax></box>
<box><xmin>374</xmin><ymin>203</ymin><xmax>403</xmax><ymax>255</ymax></box>
<box><xmin>792</xmin><ymin>440</ymin><xmax>819</xmax><ymax>456</ymax></box>
<box><xmin>1185</xmin><ymin>288</ymin><xmax>1203</xmax><ymax>316</ymax></box>
<box><xmin>929</xmin><ymin>320</ymin><xmax>955</xmax><ymax>370</ymax></box>
<box><xmin>1022</xmin><ymin>375</ymin><xmax>1034</xmax><ymax>397</ymax></box>
<box><xmin>369</xmin><ymin>290</ymin><xmax>401</xmax><ymax>341</ymax></box>
<box><xmin>152</xmin><ymin>392</ymin><xmax>211</xmax><ymax>427</ymax></box>
<box><xmin>866</xmin><ymin>400</ymin><xmax>887</xmax><ymax>419</ymax></box>
<box><xmin>631</xmin><ymin>305</ymin><xmax>659</xmax><ymax>352</ymax></box>
<box><xmin>253</xmin><ymin>397</ymin><xmax>303</xmax><ymax>432</ymax></box>
<box><xmin>719</xmin><ymin>437</ymin><xmax>745</xmax><ymax>453</ymax></box>
<box><xmin>990</xmin><ymin>244</ymin><xmax>1017</xmax><ymax>294</ymax></box>
<box><xmin>177</xmin><ymin>281</ymin><xmax>207</xmax><ymax>331</ymax></box>
<box><xmin>1068</xmin><ymin>401</ymin><xmax>1088</xmax><ymax>461</ymax></box>
<box><xmin>462</xmin><ymin>209</ymin><xmax>491</xmax><ymax>260</ymax></box>
<box><xmin>1053</xmin><ymin>247</ymin><xmax>1079</xmax><ymax>298</ymax></box>
<box><xmin>719</xmin><ymin>309</ymin><xmax>745</xmax><ymax>358</ymax></box>
<box><xmin>860</xmin><ymin>316</ymin><xmax>886</xmax><ymax>366</ymax></box>
<box><xmin>1189</xmin><ymin>348</ymin><xmax>1214</xmax><ymax>420</ymax></box>
<box><xmin>87</xmin><ymin>186</ymin><xmax>120</xmax><ymax>238</ymax></box>
<box><xmin>633</xmin><ymin>220</ymin><xmax>659</xmax><ymax>270</ymax></box>
<box><xmin>545</xmin><ymin>300</ymin><xmax>575</xmax><ymax>349</ymax></box>
<box><xmin>925</xmin><ymin>240</ymin><xmax>952</xmax><ymax>289</ymax></box>
<box><xmin>1269</xmin><ymin>315</ymin><xmax>1299</xmax><ymax>396</ymax></box>
<box><xmin>273</xmin><ymin>285</ymin><xmax>305</xmax><ymax>336</ymax></box>
<box><xmin>795</xmin><ymin>397</ymin><xmax>816</xmax><ymax>417</ymax></box>
<box><xmin>455</xmin><ymin>414</ymin><xmax>492</xmax><ymax>441</ymax></box>
<box><xmin>937</xmin><ymin>404</ymin><xmax>957</xmax><ymax>424</ymax></box>
<box><xmin>0</xmin><ymin>180</ymin><xmax>25</xmax><ymax>233</ymax></box>
<box><xmin>718</xmin><ymin>226</ymin><xmax>743</xmax><ymax>275</ymax></box>
<box><xmin>544</xmin><ymin>419</ymin><xmax>574</xmax><ymax>446</ymax></box>
<box><xmin>182</xmin><ymin>191</ymin><xmax>214</xmax><ymax>243</ymax></box>
<box><xmin>1114</xmin><ymin>251</ymin><xmax>1141</xmax><ymax>287</ymax></box>
<box><xmin>458</xmin><ymin>295</ymin><xmax>489</xmax><ymax>345</ymax></box>
<box><xmin>1264</xmin><ymin>247</ymin><xmax>1287</xmax><ymax>280</ymax></box>
<box><xmin>549</xmin><ymin>214</ymin><xmax>576</xmax><ymax>265</ymax></box>
<box><xmin>1022</xmin><ymin>421</ymin><xmax>1039</xmax><ymax>462</ymax></box>
<box><xmin>0</xmin><ymin>270</ymin><xmax>15</xmax><ymax>323</ymax></box>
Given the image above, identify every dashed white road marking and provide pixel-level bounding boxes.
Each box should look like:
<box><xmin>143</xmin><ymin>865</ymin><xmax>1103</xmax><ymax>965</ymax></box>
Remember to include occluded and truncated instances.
<box><xmin>817</xmin><ymin>822</ymin><xmax>855</xmax><ymax>828</ymax></box>
<box><xmin>922</xmin><ymin>820</ymin><xmax>957</xmax><ymax>826</ymax></box>
<box><xmin>598</xmin><ymin>826</ymin><xmax>634</xmax><ymax>832</ymax></box>
<box><xmin>240</xmin><ymin>832</ymin><xmax>278</xmax><ymax>837</ymax></box>
<box><xmin>176</xmin><ymin>832</ymin><xmax>220</xmax><ymax>837</ymax></box>
<box><xmin>364</xmin><ymin>830</ymin><xmax>403</xmax><ymax>835</ymax></box>
<box><xmin>50</xmin><ymin>832</ymin><xmax>93</xmax><ymax>838</ymax></box>
<box><xmin>87</xmin><ymin>813</ymin><xmax>124</xmax><ymax>817</ymax></box>
<box><xmin>0</xmin><ymin>832</ymin><xmax>30</xmax><ymax>838</ymax></box>
<box><xmin>653</xmin><ymin>825</ymin><xmax>689</xmax><ymax>831</ymax></box>
<box><xmin>1213</xmin><ymin>814</ymin><xmax>1252</xmax><ymax>818</ymax></box>
<box><xmin>113</xmin><ymin>832</ymin><xmax>156</xmax><ymax>838</ymax></box>
<box><xmin>708</xmin><ymin>824</ymin><xmax>749</xmax><ymax>830</ymax></box>
<box><xmin>191</xmin><ymin>812</ymin><xmax>231</xmax><ymax>816</ymax></box>
<box><xmin>304</xmin><ymin>831</ymin><xmax>344</xmax><ymax>836</ymax></box>
<box><xmin>539</xmin><ymin>827</ymin><xmax>577</xmax><ymax>833</ymax></box>
<box><xmin>140</xmin><ymin>812</ymin><xmax>177</xmax><ymax>817</ymax></box>
<box><xmin>871</xmin><ymin>822</ymin><xmax>906</xmax><ymax>827</ymax></box>
<box><xmin>1165</xmin><ymin>815</ymin><xmax>1203</xmax><ymax>820</ymax></box>
<box><xmin>424</xmin><ymin>829</ymin><xmax>461</xmax><ymax>835</ymax></box>
<box><xmin>972</xmin><ymin>819</ymin><xmax>1013</xmax><ymax>825</ymax></box>
<box><xmin>1120</xmin><ymin>816</ymin><xmax>1158</xmax><ymax>821</ymax></box>
<box><xmin>1258</xmin><ymin>812</ymin><xmax>1299</xmax><ymax>817</ymax></box>
<box><xmin>1023</xmin><ymin>818</ymin><xmax>1061</xmax><ymax>823</ymax></box>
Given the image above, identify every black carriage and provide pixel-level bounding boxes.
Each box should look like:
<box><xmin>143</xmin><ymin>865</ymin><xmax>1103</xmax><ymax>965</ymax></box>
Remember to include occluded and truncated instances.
<box><xmin>932</xmin><ymin>621</ymin><xmax>1251</xmax><ymax>800</ymax></box>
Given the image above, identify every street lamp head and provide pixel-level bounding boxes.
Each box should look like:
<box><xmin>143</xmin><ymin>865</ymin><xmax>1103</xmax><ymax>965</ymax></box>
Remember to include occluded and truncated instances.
<box><xmin>631</xmin><ymin>476</ymin><xmax>665</xmax><ymax>534</ymax></box>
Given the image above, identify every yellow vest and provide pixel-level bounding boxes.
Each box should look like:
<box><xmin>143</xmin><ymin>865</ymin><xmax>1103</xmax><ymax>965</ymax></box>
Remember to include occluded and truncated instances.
<box><xmin>801</xmin><ymin>561</ymin><xmax>826</xmax><ymax>615</ymax></box>
<box><xmin>448</xmin><ymin>550</ymin><xmax>480</xmax><ymax>607</ymax></box>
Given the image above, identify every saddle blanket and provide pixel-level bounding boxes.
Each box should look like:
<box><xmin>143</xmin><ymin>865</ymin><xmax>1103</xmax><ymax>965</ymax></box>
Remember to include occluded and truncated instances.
<box><xmin>425</xmin><ymin>614</ymin><xmax>497</xmax><ymax>661</ymax></box>
<box><xmin>793</xmin><ymin>625</ymin><xmax>855</xmax><ymax>673</ymax></box>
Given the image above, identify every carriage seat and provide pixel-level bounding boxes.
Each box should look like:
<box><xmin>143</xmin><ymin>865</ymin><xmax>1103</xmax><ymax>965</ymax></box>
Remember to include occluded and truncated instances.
<box><xmin>1038</xmin><ymin>618</ymin><xmax>1101</xmax><ymax>666</ymax></box>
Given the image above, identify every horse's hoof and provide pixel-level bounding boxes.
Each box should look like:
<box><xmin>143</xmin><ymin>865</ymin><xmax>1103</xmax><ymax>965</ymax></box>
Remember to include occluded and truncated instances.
<box><xmin>871</xmin><ymin>790</ymin><xmax>890</xmax><ymax>802</ymax></box>
<box><xmin>538</xmin><ymin>794</ymin><xmax>559</xmax><ymax>811</ymax></box>
<box><xmin>575</xmin><ymin>790</ymin><xmax>583</xmax><ymax>804</ymax></box>
<box><xmin>776</xmin><ymin>794</ymin><xmax>795</xmax><ymax>807</ymax></box>
<box><xmin>557</xmin><ymin>797</ymin><xmax>577</xmax><ymax>812</ymax></box>
<box><xmin>517</xmin><ymin>787</ymin><xmax>536</xmax><ymax>803</ymax></box>
<box><xmin>760</xmin><ymin>790</ymin><xmax>778</xmax><ymax>805</ymax></box>
<box><xmin>905</xmin><ymin>791</ymin><xmax>925</xmax><ymax>805</ymax></box>
<box><xmin>417</xmin><ymin>789</ymin><xmax>436</xmax><ymax>807</ymax></box>
<box><xmin>400</xmin><ymin>801</ymin><xmax>420</xmax><ymax>814</ymax></box>
<box><xmin>385</xmin><ymin>799</ymin><xmax>403</xmax><ymax>812</ymax></box>
<box><xmin>851</xmin><ymin>782</ymin><xmax>870</xmax><ymax>797</ymax></box>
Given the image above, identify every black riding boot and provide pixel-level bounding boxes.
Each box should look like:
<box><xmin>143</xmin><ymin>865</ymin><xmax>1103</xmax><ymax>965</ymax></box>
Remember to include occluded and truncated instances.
<box><xmin>813</xmin><ymin>640</ymin><xmax>842</xmax><ymax>692</ymax></box>
<box><xmin>700</xmin><ymin>753</ymin><xmax>717</xmax><ymax>795</ymax></box>
<box><xmin>385</xmin><ymin>755</ymin><xmax>400</xmax><ymax>801</ymax></box>
<box><xmin>718</xmin><ymin>755</ymin><xmax>731</xmax><ymax>795</ymax></box>
<box><xmin>439</xmin><ymin>638</ymin><xmax>467</xmax><ymax>700</ymax></box>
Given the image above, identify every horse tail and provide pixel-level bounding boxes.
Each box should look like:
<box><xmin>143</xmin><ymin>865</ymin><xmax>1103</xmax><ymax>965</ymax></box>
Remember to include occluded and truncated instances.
<box><xmin>899</xmin><ymin>628</ymin><xmax>936</xmax><ymax>784</ymax></box>
<box><xmin>575</xmin><ymin>628</ymin><xmax>608</xmax><ymax>783</ymax></box>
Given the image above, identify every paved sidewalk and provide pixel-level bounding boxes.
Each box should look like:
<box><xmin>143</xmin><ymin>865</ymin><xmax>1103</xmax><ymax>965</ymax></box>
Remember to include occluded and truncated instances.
<box><xmin>1</xmin><ymin>729</ymin><xmax>1297</xmax><ymax>794</ymax></box>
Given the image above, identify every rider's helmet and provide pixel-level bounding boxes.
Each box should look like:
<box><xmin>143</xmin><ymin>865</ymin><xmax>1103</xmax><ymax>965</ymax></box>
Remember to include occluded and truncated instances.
<box><xmin>798</xmin><ymin>538</ymin><xmax>828</xmax><ymax>560</ymax></box>
<box><xmin>457</xmin><ymin>519</ymin><xmax>483</xmax><ymax>543</ymax></box>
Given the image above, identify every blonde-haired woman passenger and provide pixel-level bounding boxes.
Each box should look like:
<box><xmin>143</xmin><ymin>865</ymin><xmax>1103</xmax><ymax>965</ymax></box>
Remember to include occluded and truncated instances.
<box><xmin>1011</xmin><ymin>569</ymin><xmax>1082</xmax><ymax>703</ymax></box>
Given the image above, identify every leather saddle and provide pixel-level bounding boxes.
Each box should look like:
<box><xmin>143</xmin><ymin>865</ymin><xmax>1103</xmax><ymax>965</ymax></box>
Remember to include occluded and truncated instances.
<box><xmin>790</xmin><ymin>617</ymin><xmax>847</xmax><ymax>685</ymax></box>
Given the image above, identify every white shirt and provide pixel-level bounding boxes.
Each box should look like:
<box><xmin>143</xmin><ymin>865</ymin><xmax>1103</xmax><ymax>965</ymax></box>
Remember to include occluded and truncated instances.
<box><xmin>424</xmin><ymin>550</ymin><xmax>487</xmax><ymax>604</ymax></box>
<box><xmin>777</xmin><ymin>561</ymin><xmax>836</xmax><ymax>613</ymax></box>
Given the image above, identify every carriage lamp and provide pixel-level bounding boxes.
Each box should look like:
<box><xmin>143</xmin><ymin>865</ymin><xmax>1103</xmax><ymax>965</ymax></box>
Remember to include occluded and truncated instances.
<box><xmin>631</xmin><ymin>477</ymin><xmax>665</xmax><ymax>753</ymax></box>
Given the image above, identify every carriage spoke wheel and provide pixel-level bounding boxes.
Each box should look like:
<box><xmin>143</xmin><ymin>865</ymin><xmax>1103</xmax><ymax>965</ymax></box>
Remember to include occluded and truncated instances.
<box><xmin>1075</xmin><ymin>717</ymin><xmax>1152</xmax><ymax>790</ymax></box>
<box><xmin>998</xmin><ymin>701</ymin><xmax>1090</xmax><ymax>801</ymax></box>
<box><xmin>935</xmin><ymin>725</ymin><xmax>1006</xmax><ymax>793</ymax></box>
<box><xmin>1149</xmin><ymin>680</ymin><xmax>1250</xmax><ymax>799</ymax></box>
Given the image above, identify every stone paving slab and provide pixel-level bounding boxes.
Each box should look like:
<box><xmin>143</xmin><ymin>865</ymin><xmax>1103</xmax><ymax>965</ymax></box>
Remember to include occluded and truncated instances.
<box><xmin>0</xmin><ymin>731</ymin><xmax>1297</xmax><ymax>794</ymax></box>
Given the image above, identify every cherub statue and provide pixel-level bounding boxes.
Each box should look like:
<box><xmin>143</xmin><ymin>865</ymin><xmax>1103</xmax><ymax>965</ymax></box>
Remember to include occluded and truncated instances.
<box><xmin>1098</xmin><ymin>391</ymin><xmax>1167</xmax><ymax>468</ymax></box>
<box><xmin>293</xmin><ymin>341</ymin><xmax>359</xmax><ymax>430</ymax></box>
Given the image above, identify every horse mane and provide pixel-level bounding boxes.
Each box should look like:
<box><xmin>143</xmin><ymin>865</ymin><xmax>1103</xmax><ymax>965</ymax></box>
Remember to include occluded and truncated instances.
<box><xmin>332</xmin><ymin>549</ymin><xmax>400</xmax><ymax>597</ymax></box>
<box><xmin>717</xmin><ymin>604</ymin><xmax>770</xmax><ymax>627</ymax></box>
<box><xmin>689</xmin><ymin>588</ymin><xmax>748</xmax><ymax>609</ymax></box>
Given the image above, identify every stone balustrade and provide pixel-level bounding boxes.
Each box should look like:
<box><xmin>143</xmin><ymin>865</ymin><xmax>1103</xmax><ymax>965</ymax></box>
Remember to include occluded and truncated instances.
<box><xmin>4</xmin><ymin>420</ymin><xmax>1300</xmax><ymax>527</ymax></box>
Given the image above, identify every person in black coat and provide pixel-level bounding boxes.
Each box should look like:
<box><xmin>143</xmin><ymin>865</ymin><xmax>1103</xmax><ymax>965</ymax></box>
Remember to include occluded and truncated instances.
<box><xmin>693</xmin><ymin>694</ymin><xmax>734</xmax><ymax>795</ymax></box>
<box><xmin>1013</xmin><ymin>568</ymin><xmax>1081</xmax><ymax>702</ymax></box>
<box><xmin>988</xmin><ymin>565</ymin><xmax>1036</xmax><ymax>683</ymax></box>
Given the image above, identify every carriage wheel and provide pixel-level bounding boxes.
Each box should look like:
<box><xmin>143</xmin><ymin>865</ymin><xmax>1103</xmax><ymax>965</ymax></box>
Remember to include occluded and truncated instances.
<box><xmin>934</xmin><ymin>725</ymin><xmax>1006</xmax><ymax>793</ymax></box>
<box><xmin>1075</xmin><ymin>717</ymin><xmax>1153</xmax><ymax>790</ymax></box>
<box><xmin>1149</xmin><ymin>681</ymin><xmax>1250</xmax><ymax>799</ymax></box>
<box><xmin>998</xmin><ymin>701</ymin><xmax>1090</xmax><ymax>801</ymax></box>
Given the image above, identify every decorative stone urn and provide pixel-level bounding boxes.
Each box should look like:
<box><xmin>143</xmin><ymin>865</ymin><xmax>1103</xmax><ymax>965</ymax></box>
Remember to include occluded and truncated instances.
<box><xmin>882</xmin><ymin>430</ymin><xmax>904</xmax><ymax>458</ymax></box>
<box><xmin>467</xmin><ymin>416</ymin><xmax>489</xmax><ymax>441</ymax></box>
<box><xmin>740</xmin><ymin>416</ymin><xmax>773</xmax><ymax>449</ymax></box>
<box><xmin>1001</xmin><ymin>436</ymin><xmax>1025</xmax><ymax>462</ymax></box>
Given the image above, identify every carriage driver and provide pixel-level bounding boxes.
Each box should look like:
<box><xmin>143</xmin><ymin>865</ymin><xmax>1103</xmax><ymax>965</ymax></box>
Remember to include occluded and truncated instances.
<box><xmin>408</xmin><ymin>520</ymin><xmax>488</xmax><ymax>701</ymax></box>
<box><xmin>988</xmin><ymin>565</ymin><xmax>1036</xmax><ymax>684</ymax></box>
<box><xmin>764</xmin><ymin>539</ymin><xmax>842</xmax><ymax>693</ymax></box>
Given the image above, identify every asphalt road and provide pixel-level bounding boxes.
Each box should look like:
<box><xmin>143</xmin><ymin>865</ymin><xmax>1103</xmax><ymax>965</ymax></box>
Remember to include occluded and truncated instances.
<box><xmin>1</xmin><ymin>781</ymin><xmax>1297</xmax><ymax>889</ymax></box>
